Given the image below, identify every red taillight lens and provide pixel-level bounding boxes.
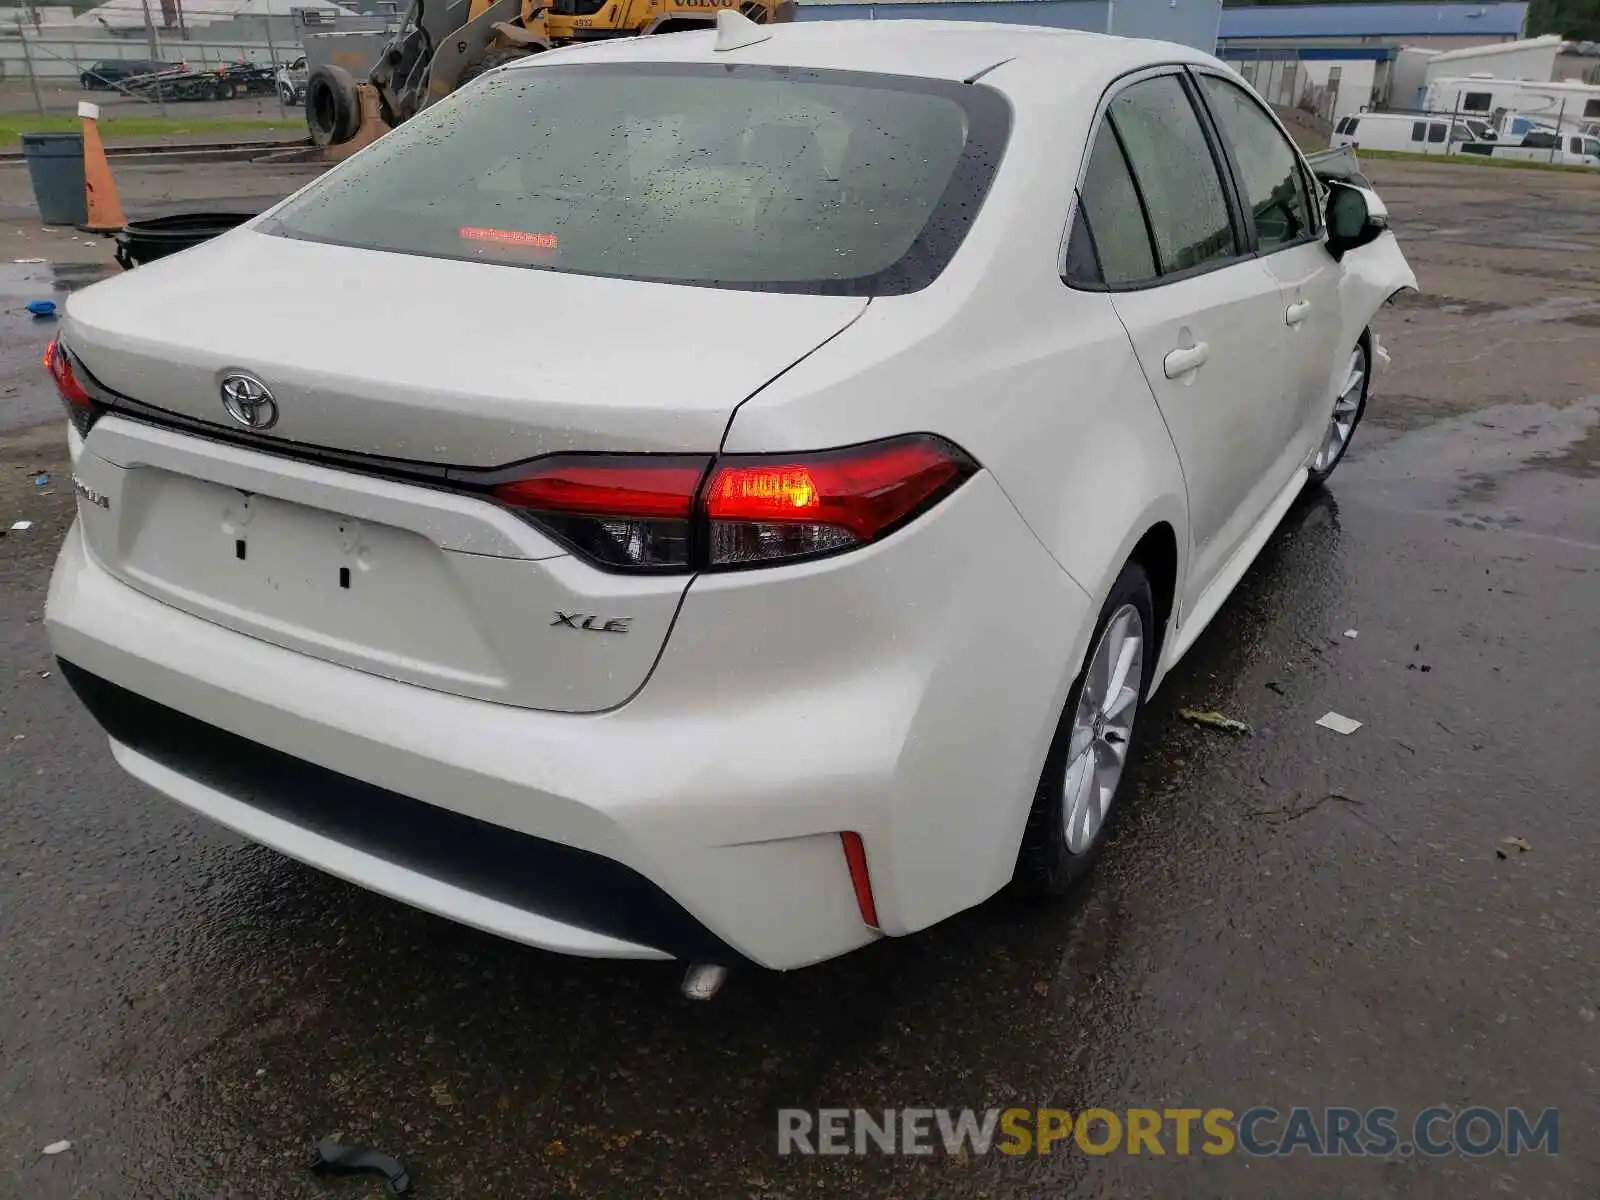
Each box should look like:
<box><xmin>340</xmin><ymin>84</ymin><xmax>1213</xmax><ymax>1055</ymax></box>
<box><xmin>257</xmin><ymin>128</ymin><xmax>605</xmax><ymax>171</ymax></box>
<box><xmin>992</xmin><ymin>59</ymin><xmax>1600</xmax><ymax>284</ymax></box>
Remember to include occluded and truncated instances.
<box><xmin>491</xmin><ymin>456</ymin><xmax>709</xmax><ymax>571</ymax></box>
<box><xmin>43</xmin><ymin>338</ymin><xmax>100</xmax><ymax>435</ymax></box>
<box><xmin>489</xmin><ymin>436</ymin><xmax>975</xmax><ymax>573</ymax></box>
<box><xmin>703</xmin><ymin>435</ymin><xmax>973</xmax><ymax>567</ymax></box>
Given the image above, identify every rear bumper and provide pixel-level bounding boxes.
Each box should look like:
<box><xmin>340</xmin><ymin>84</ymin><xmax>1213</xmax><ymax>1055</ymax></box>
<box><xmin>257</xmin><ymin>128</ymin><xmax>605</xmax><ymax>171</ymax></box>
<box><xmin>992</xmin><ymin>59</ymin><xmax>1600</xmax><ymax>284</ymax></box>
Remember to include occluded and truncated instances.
<box><xmin>58</xmin><ymin>660</ymin><xmax>708</xmax><ymax>962</ymax></box>
<box><xmin>46</xmin><ymin>469</ymin><xmax>1092</xmax><ymax>969</ymax></box>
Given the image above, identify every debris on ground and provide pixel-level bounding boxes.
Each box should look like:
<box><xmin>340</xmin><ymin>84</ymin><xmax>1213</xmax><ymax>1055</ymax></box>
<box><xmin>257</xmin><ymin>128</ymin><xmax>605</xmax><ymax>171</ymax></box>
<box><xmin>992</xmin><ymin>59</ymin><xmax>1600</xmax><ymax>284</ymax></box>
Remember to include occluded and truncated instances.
<box><xmin>1315</xmin><ymin>711</ymin><xmax>1363</xmax><ymax>735</ymax></box>
<box><xmin>1343</xmin><ymin>629</ymin><xmax>1359</xmax><ymax>639</ymax></box>
<box><xmin>1249</xmin><ymin>791</ymin><xmax>1401</xmax><ymax>845</ymax></box>
<box><xmin>26</xmin><ymin>300</ymin><xmax>58</xmax><ymax>318</ymax></box>
<box><xmin>10</xmin><ymin>521</ymin><xmax>33</xmax><ymax>532</ymax></box>
<box><xmin>1265</xmin><ymin>680</ymin><xmax>1286</xmax><ymax>695</ymax></box>
<box><xmin>1502</xmin><ymin>836</ymin><xmax>1532</xmax><ymax>852</ymax></box>
<box><xmin>35</xmin><ymin>474</ymin><xmax>50</xmax><ymax>487</ymax></box>
<box><xmin>41</xmin><ymin>1140</ymin><xmax>71</xmax><ymax>1156</ymax></box>
<box><xmin>309</xmin><ymin>1139</ymin><xmax>412</xmax><ymax>1195</ymax></box>
<box><xmin>13</xmin><ymin>258</ymin><xmax>47</xmax><ymax>265</ymax></box>
<box><xmin>1179</xmin><ymin>709</ymin><xmax>1252</xmax><ymax>735</ymax></box>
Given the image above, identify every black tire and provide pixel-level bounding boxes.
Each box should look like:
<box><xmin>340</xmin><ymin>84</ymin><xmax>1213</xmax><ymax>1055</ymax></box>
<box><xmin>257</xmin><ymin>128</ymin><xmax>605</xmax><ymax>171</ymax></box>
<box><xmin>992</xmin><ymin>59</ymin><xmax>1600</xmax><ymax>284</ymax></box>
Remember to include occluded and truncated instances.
<box><xmin>1013</xmin><ymin>560</ymin><xmax>1156</xmax><ymax>898</ymax></box>
<box><xmin>305</xmin><ymin>63</ymin><xmax>362</xmax><ymax>147</ymax></box>
<box><xmin>1306</xmin><ymin>334</ymin><xmax>1370</xmax><ymax>488</ymax></box>
<box><xmin>458</xmin><ymin>45</ymin><xmax>536</xmax><ymax>87</ymax></box>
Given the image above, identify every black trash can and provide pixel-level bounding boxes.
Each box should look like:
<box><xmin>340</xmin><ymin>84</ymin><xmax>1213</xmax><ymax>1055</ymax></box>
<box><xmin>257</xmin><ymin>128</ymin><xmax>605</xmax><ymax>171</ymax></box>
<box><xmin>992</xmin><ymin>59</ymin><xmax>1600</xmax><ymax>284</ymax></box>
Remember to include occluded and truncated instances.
<box><xmin>20</xmin><ymin>132</ymin><xmax>88</xmax><ymax>227</ymax></box>
<box><xmin>113</xmin><ymin>212</ymin><xmax>257</xmax><ymax>270</ymax></box>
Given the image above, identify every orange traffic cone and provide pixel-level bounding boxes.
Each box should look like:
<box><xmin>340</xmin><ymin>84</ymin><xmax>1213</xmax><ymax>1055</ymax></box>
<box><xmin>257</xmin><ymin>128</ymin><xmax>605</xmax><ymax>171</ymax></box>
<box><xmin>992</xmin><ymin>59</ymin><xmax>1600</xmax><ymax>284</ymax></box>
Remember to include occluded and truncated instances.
<box><xmin>78</xmin><ymin>101</ymin><xmax>126</xmax><ymax>234</ymax></box>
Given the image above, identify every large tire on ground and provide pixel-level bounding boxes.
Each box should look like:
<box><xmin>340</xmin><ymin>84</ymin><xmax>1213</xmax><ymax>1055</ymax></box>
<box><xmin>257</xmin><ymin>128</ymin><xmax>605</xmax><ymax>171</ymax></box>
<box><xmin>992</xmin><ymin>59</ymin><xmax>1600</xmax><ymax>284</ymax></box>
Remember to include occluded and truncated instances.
<box><xmin>458</xmin><ymin>45</ymin><xmax>536</xmax><ymax>88</ymax></box>
<box><xmin>1013</xmin><ymin>560</ymin><xmax>1157</xmax><ymax>898</ymax></box>
<box><xmin>305</xmin><ymin>63</ymin><xmax>362</xmax><ymax>147</ymax></box>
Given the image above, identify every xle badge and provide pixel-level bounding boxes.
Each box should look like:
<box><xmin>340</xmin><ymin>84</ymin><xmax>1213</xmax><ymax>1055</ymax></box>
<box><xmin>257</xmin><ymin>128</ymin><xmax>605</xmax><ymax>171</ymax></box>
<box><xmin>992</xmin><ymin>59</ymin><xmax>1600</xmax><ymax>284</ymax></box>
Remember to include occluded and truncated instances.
<box><xmin>551</xmin><ymin>612</ymin><xmax>632</xmax><ymax>634</ymax></box>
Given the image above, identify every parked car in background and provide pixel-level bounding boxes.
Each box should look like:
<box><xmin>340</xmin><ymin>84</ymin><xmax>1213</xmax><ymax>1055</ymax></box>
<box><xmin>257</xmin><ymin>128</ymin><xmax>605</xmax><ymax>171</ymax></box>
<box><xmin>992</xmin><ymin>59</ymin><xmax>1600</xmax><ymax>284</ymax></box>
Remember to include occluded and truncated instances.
<box><xmin>79</xmin><ymin>59</ymin><xmax>182</xmax><ymax>90</ymax></box>
<box><xmin>45</xmin><ymin>19</ymin><xmax>1415</xmax><ymax>976</ymax></box>
<box><xmin>277</xmin><ymin>55</ymin><xmax>309</xmax><ymax>106</ymax></box>
<box><xmin>1474</xmin><ymin>129</ymin><xmax>1600</xmax><ymax>165</ymax></box>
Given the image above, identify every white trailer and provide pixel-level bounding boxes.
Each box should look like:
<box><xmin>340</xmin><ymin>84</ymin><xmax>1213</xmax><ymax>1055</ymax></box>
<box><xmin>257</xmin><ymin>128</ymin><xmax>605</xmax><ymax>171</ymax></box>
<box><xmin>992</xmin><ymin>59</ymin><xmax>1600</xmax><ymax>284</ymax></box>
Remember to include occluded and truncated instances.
<box><xmin>1424</xmin><ymin>76</ymin><xmax>1600</xmax><ymax>134</ymax></box>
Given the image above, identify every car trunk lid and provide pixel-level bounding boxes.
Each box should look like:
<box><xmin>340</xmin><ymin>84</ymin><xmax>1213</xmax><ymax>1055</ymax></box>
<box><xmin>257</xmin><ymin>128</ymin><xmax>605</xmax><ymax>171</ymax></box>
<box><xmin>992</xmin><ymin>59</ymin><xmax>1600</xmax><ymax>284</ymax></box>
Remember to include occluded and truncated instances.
<box><xmin>60</xmin><ymin>231</ymin><xmax>866</xmax><ymax>712</ymax></box>
<box><xmin>64</xmin><ymin>228</ymin><xmax>868</xmax><ymax>464</ymax></box>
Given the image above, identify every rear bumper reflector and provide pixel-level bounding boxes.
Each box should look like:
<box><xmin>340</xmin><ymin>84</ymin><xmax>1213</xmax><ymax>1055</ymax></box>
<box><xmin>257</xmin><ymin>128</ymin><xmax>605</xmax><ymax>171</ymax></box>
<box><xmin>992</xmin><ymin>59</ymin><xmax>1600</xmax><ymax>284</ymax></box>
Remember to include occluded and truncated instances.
<box><xmin>839</xmin><ymin>831</ymin><xmax>879</xmax><ymax>929</ymax></box>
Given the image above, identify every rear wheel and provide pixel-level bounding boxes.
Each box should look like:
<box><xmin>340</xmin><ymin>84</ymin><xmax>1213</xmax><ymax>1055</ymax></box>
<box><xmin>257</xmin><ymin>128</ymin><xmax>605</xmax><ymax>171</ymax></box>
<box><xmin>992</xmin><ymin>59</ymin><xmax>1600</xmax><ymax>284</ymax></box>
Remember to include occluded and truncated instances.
<box><xmin>1014</xmin><ymin>560</ymin><xmax>1155</xmax><ymax>897</ymax></box>
<box><xmin>1307</xmin><ymin>336</ymin><xmax>1369</xmax><ymax>486</ymax></box>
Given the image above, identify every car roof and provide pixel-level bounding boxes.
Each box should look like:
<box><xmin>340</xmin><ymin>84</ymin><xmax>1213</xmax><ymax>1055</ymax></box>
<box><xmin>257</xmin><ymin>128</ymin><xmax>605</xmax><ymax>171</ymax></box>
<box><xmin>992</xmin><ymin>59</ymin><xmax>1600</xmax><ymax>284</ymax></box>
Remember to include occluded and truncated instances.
<box><xmin>512</xmin><ymin>19</ymin><xmax>1217</xmax><ymax>89</ymax></box>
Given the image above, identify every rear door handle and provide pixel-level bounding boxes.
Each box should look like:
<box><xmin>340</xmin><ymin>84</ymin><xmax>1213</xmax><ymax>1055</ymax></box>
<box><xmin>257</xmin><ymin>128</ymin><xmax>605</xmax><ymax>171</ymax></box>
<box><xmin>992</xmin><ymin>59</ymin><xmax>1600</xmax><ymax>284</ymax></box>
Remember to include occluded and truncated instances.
<box><xmin>1285</xmin><ymin>299</ymin><xmax>1312</xmax><ymax>326</ymax></box>
<box><xmin>1163</xmin><ymin>342</ymin><xmax>1210</xmax><ymax>379</ymax></box>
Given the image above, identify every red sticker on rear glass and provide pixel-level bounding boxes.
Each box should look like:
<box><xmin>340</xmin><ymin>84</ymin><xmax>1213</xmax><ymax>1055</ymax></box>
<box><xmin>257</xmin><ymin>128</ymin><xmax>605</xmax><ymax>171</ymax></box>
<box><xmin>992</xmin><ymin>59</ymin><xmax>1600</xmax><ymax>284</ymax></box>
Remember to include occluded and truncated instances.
<box><xmin>459</xmin><ymin>226</ymin><xmax>558</xmax><ymax>249</ymax></box>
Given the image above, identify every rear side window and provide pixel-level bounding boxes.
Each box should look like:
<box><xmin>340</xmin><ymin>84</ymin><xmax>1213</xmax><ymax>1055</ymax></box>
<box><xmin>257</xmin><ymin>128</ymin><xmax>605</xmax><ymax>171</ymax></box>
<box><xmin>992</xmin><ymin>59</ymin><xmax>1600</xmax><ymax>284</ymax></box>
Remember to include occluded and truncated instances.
<box><xmin>1070</xmin><ymin>124</ymin><xmax>1159</xmax><ymax>287</ymax></box>
<box><xmin>1427</xmin><ymin>123</ymin><xmax>1447</xmax><ymax>144</ymax></box>
<box><xmin>265</xmin><ymin>63</ymin><xmax>1010</xmax><ymax>295</ymax></box>
<box><xmin>1107</xmin><ymin>75</ymin><xmax>1237</xmax><ymax>275</ymax></box>
<box><xmin>1197</xmin><ymin>74</ymin><xmax>1312</xmax><ymax>252</ymax></box>
<box><xmin>1411</xmin><ymin>121</ymin><xmax>1426</xmax><ymax>142</ymax></box>
<box><xmin>1586</xmin><ymin>99</ymin><xmax>1600</xmax><ymax>118</ymax></box>
<box><xmin>1463</xmin><ymin>91</ymin><xmax>1492</xmax><ymax>112</ymax></box>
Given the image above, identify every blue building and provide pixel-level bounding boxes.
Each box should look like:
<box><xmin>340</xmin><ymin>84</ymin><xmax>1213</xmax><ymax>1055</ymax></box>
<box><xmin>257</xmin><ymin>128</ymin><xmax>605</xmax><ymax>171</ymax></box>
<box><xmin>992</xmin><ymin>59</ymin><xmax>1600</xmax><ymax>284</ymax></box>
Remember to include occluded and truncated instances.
<box><xmin>1213</xmin><ymin>3</ymin><xmax>1531</xmax><ymax>125</ymax></box>
<box><xmin>1217</xmin><ymin>1</ymin><xmax>1528</xmax><ymax>50</ymax></box>
<box><xmin>796</xmin><ymin>0</ymin><xmax>1225</xmax><ymax>54</ymax></box>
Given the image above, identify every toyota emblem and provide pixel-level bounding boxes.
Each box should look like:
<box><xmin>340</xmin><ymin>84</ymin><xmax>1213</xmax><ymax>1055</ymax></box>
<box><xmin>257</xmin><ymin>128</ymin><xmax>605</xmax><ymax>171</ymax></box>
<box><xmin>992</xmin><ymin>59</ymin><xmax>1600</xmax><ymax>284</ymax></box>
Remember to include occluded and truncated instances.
<box><xmin>220</xmin><ymin>373</ymin><xmax>279</xmax><ymax>430</ymax></box>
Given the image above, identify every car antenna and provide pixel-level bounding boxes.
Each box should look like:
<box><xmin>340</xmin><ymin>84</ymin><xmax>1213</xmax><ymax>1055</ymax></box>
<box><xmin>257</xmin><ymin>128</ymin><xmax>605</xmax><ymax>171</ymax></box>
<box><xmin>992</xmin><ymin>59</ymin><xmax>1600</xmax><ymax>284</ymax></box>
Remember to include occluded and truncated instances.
<box><xmin>714</xmin><ymin>8</ymin><xmax>772</xmax><ymax>51</ymax></box>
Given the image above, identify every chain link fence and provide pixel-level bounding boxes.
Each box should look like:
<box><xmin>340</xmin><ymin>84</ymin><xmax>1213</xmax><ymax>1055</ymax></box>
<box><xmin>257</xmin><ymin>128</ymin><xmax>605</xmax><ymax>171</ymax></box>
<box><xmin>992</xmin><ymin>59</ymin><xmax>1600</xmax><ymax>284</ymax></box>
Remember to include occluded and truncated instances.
<box><xmin>2</xmin><ymin>10</ymin><xmax>389</xmax><ymax>120</ymax></box>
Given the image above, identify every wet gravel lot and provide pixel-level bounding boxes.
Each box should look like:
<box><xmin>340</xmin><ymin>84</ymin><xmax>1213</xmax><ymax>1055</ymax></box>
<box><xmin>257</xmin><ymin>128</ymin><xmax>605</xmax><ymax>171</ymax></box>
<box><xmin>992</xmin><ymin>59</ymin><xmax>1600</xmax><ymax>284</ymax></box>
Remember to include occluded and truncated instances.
<box><xmin>1</xmin><ymin>158</ymin><xmax>1597</xmax><ymax>1199</ymax></box>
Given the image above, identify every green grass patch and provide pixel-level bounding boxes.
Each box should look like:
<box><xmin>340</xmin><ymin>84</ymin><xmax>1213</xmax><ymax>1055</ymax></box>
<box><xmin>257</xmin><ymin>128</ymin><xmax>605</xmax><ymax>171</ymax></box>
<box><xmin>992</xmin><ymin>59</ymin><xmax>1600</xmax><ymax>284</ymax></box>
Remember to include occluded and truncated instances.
<box><xmin>0</xmin><ymin>114</ymin><xmax>303</xmax><ymax>148</ymax></box>
<box><xmin>1356</xmin><ymin>148</ymin><xmax>1600</xmax><ymax>175</ymax></box>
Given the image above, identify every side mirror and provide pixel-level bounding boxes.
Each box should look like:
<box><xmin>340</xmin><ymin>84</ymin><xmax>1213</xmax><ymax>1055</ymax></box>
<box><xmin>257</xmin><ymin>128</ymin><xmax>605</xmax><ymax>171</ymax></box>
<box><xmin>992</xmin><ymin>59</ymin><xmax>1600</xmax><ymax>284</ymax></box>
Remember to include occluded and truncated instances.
<box><xmin>1325</xmin><ymin>181</ymin><xmax>1386</xmax><ymax>261</ymax></box>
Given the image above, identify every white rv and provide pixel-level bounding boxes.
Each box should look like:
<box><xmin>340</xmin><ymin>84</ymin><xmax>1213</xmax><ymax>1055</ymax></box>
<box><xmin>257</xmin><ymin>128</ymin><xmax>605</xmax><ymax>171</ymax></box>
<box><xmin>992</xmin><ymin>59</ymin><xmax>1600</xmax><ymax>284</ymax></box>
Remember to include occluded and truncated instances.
<box><xmin>1424</xmin><ymin>76</ymin><xmax>1600</xmax><ymax>134</ymax></box>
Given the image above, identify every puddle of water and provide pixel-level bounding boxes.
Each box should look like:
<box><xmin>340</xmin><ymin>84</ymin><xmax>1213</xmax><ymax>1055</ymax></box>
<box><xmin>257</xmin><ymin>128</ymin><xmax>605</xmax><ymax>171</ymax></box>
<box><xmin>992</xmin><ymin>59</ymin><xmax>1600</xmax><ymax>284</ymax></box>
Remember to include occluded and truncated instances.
<box><xmin>1343</xmin><ymin>396</ymin><xmax>1600</xmax><ymax>548</ymax></box>
<box><xmin>0</xmin><ymin>261</ymin><xmax>119</xmax><ymax>303</ymax></box>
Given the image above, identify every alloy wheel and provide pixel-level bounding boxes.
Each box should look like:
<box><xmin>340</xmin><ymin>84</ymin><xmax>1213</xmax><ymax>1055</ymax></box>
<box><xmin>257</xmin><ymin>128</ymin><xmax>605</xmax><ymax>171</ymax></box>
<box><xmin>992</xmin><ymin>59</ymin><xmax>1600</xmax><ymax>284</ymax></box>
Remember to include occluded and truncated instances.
<box><xmin>1062</xmin><ymin>603</ymin><xmax>1144</xmax><ymax>853</ymax></box>
<box><xmin>1313</xmin><ymin>345</ymin><xmax>1366</xmax><ymax>473</ymax></box>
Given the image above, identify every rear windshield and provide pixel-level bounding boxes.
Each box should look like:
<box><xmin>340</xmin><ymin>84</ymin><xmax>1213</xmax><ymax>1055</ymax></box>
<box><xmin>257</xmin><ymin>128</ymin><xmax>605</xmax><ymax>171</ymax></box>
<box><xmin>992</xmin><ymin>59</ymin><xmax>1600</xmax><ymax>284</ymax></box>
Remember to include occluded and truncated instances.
<box><xmin>265</xmin><ymin>62</ymin><xmax>1010</xmax><ymax>295</ymax></box>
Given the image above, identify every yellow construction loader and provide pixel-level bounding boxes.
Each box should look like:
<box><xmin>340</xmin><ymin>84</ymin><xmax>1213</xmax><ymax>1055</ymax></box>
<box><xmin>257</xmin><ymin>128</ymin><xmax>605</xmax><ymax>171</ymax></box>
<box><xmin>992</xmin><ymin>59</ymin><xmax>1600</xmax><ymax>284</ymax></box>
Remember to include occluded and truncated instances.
<box><xmin>305</xmin><ymin>0</ymin><xmax>796</xmax><ymax>152</ymax></box>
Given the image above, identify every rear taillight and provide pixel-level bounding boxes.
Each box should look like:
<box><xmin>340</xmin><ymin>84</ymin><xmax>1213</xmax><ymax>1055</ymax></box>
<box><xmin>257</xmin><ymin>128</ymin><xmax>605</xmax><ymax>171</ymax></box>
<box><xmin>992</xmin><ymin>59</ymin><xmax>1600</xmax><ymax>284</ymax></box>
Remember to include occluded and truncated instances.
<box><xmin>43</xmin><ymin>338</ymin><xmax>101</xmax><ymax>436</ymax></box>
<box><xmin>491</xmin><ymin>434</ymin><xmax>975</xmax><ymax>573</ymax></box>
<box><xmin>491</xmin><ymin>456</ymin><xmax>708</xmax><ymax>571</ymax></box>
<box><xmin>704</xmin><ymin>438</ymin><xmax>971</xmax><ymax>567</ymax></box>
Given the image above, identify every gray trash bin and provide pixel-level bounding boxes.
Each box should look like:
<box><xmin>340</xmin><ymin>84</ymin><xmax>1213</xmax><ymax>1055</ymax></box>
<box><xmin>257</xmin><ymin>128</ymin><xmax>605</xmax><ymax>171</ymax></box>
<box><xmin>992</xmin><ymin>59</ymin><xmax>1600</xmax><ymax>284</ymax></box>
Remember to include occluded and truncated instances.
<box><xmin>20</xmin><ymin>132</ymin><xmax>88</xmax><ymax>228</ymax></box>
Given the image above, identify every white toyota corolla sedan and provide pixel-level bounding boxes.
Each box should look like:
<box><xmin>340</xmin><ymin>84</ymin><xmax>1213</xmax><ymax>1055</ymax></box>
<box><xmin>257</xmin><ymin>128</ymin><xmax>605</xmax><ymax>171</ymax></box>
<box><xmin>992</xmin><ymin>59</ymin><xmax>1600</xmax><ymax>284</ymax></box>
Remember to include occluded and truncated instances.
<box><xmin>44</xmin><ymin>16</ymin><xmax>1415</xmax><ymax>977</ymax></box>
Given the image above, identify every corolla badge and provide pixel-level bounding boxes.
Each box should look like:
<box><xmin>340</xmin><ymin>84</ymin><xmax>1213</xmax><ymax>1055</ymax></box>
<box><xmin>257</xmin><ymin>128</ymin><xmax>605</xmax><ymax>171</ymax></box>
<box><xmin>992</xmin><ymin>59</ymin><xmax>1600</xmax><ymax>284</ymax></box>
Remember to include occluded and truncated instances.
<box><xmin>219</xmin><ymin>373</ymin><xmax>279</xmax><ymax>430</ymax></box>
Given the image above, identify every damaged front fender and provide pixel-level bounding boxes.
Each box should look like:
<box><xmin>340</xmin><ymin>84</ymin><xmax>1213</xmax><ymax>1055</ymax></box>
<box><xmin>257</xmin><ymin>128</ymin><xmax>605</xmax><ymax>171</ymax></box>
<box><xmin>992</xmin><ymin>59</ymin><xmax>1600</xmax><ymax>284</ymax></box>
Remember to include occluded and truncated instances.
<box><xmin>1337</xmin><ymin>186</ymin><xmax>1418</xmax><ymax>368</ymax></box>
